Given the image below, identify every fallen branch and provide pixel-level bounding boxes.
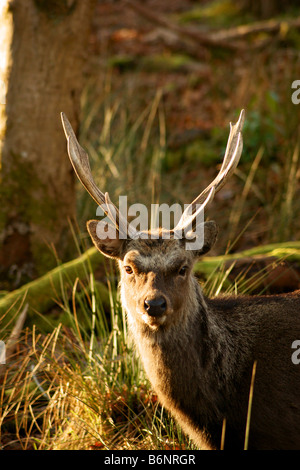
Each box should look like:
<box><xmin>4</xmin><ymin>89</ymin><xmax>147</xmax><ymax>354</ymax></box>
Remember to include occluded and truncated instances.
<box><xmin>196</xmin><ymin>241</ymin><xmax>300</xmax><ymax>294</ymax></box>
<box><xmin>1</xmin><ymin>241</ymin><xmax>300</xmax><ymax>332</ymax></box>
<box><xmin>0</xmin><ymin>247</ymin><xmax>108</xmax><ymax>329</ymax></box>
<box><xmin>125</xmin><ymin>0</ymin><xmax>245</xmax><ymax>50</ymax></box>
<box><xmin>125</xmin><ymin>0</ymin><xmax>300</xmax><ymax>51</ymax></box>
<box><xmin>211</xmin><ymin>16</ymin><xmax>300</xmax><ymax>42</ymax></box>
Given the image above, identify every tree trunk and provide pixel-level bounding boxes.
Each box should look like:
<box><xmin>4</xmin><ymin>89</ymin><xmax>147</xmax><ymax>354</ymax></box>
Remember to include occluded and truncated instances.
<box><xmin>0</xmin><ymin>0</ymin><xmax>96</xmax><ymax>289</ymax></box>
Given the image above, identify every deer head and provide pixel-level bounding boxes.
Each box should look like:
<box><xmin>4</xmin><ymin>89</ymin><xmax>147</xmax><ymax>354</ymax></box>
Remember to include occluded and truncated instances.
<box><xmin>61</xmin><ymin>110</ymin><xmax>244</xmax><ymax>330</ymax></box>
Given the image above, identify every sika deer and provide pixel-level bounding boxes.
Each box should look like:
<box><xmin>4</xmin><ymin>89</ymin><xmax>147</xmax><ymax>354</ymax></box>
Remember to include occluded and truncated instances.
<box><xmin>61</xmin><ymin>110</ymin><xmax>300</xmax><ymax>450</ymax></box>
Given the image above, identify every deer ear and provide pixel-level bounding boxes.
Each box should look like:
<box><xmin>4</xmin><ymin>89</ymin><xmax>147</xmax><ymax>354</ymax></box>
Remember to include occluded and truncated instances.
<box><xmin>199</xmin><ymin>220</ymin><xmax>218</xmax><ymax>255</ymax></box>
<box><xmin>184</xmin><ymin>220</ymin><xmax>218</xmax><ymax>257</ymax></box>
<box><xmin>87</xmin><ymin>220</ymin><xmax>125</xmax><ymax>259</ymax></box>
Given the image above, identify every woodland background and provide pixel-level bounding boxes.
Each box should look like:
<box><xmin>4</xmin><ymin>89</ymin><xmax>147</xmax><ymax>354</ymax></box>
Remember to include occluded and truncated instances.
<box><xmin>0</xmin><ymin>0</ymin><xmax>300</xmax><ymax>450</ymax></box>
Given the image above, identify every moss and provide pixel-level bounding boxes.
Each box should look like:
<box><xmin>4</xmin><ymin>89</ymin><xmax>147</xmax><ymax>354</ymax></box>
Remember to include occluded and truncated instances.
<box><xmin>1</xmin><ymin>152</ymin><xmax>58</xmax><ymax>224</ymax></box>
<box><xmin>140</xmin><ymin>53</ymin><xmax>194</xmax><ymax>73</ymax></box>
<box><xmin>0</xmin><ymin>246</ymin><xmax>107</xmax><ymax>331</ymax></box>
<box><xmin>0</xmin><ymin>151</ymin><xmax>74</xmax><ymax>279</ymax></box>
<box><xmin>108</xmin><ymin>55</ymin><xmax>137</xmax><ymax>72</ymax></box>
<box><xmin>176</xmin><ymin>0</ymin><xmax>244</xmax><ymax>28</ymax></box>
<box><xmin>30</xmin><ymin>243</ymin><xmax>58</xmax><ymax>278</ymax></box>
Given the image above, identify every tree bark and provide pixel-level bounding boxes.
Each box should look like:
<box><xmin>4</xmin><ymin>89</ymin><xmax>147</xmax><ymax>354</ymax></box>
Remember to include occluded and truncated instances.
<box><xmin>0</xmin><ymin>0</ymin><xmax>96</xmax><ymax>289</ymax></box>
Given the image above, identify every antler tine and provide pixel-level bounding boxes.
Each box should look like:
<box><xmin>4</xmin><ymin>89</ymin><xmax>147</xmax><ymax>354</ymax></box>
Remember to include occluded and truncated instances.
<box><xmin>216</xmin><ymin>109</ymin><xmax>245</xmax><ymax>179</ymax></box>
<box><xmin>190</xmin><ymin>109</ymin><xmax>244</xmax><ymax>207</ymax></box>
<box><xmin>61</xmin><ymin>112</ymin><xmax>106</xmax><ymax>206</ymax></box>
<box><xmin>174</xmin><ymin>110</ymin><xmax>245</xmax><ymax>233</ymax></box>
<box><xmin>61</xmin><ymin>112</ymin><xmax>134</xmax><ymax>238</ymax></box>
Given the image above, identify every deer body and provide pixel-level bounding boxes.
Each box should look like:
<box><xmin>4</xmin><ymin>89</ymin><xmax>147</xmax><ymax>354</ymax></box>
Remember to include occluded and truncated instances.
<box><xmin>61</xmin><ymin>110</ymin><xmax>300</xmax><ymax>449</ymax></box>
<box><xmin>118</xmin><ymin>236</ymin><xmax>300</xmax><ymax>450</ymax></box>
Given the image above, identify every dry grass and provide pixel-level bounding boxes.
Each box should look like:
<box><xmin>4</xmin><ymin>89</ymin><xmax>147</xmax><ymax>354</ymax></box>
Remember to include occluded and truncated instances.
<box><xmin>0</xmin><ymin>269</ymin><xmax>194</xmax><ymax>450</ymax></box>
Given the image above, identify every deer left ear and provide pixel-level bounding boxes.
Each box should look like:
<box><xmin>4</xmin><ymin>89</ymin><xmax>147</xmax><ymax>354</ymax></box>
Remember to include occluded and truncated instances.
<box><xmin>87</xmin><ymin>220</ymin><xmax>125</xmax><ymax>259</ymax></box>
<box><xmin>184</xmin><ymin>220</ymin><xmax>218</xmax><ymax>257</ymax></box>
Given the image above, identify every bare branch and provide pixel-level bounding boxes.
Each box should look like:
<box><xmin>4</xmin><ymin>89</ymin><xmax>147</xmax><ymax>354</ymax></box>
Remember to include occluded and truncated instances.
<box><xmin>124</xmin><ymin>0</ymin><xmax>245</xmax><ymax>51</ymax></box>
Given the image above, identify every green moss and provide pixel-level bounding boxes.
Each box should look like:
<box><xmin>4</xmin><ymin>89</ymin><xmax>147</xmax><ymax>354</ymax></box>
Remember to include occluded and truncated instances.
<box><xmin>0</xmin><ymin>246</ymin><xmax>107</xmax><ymax>331</ymax></box>
<box><xmin>176</xmin><ymin>0</ymin><xmax>245</xmax><ymax>28</ymax></box>
<box><xmin>108</xmin><ymin>53</ymin><xmax>195</xmax><ymax>74</ymax></box>
<box><xmin>1</xmin><ymin>152</ymin><xmax>58</xmax><ymax>224</ymax></box>
<box><xmin>108</xmin><ymin>55</ymin><xmax>137</xmax><ymax>72</ymax></box>
<box><xmin>0</xmin><ymin>151</ymin><xmax>74</xmax><ymax>279</ymax></box>
<box><xmin>140</xmin><ymin>53</ymin><xmax>194</xmax><ymax>72</ymax></box>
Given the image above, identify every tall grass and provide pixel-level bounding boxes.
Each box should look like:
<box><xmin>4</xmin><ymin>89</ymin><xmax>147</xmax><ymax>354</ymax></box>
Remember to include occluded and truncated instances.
<box><xmin>78</xmin><ymin>76</ymin><xmax>166</xmax><ymax>230</ymax></box>
<box><xmin>0</xmin><ymin>261</ymin><xmax>195</xmax><ymax>450</ymax></box>
<box><xmin>1</xmin><ymin>73</ymin><xmax>299</xmax><ymax>450</ymax></box>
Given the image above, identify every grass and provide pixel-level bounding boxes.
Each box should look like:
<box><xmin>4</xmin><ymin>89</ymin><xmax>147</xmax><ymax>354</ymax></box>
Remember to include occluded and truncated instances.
<box><xmin>78</xmin><ymin>75</ymin><xmax>166</xmax><ymax>225</ymax></box>
<box><xmin>1</xmin><ymin>57</ymin><xmax>300</xmax><ymax>449</ymax></box>
<box><xmin>0</xmin><ymin>220</ymin><xmax>291</xmax><ymax>450</ymax></box>
<box><xmin>0</xmin><ymin>262</ymin><xmax>195</xmax><ymax>450</ymax></box>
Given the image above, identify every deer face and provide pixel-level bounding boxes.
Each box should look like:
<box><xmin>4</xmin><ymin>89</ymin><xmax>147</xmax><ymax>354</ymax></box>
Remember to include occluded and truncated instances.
<box><xmin>120</xmin><ymin>239</ymin><xmax>194</xmax><ymax>329</ymax></box>
<box><xmin>87</xmin><ymin>223</ymin><xmax>218</xmax><ymax>330</ymax></box>
<box><xmin>61</xmin><ymin>110</ymin><xmax>244</xmax><ymax>328</ymax></box>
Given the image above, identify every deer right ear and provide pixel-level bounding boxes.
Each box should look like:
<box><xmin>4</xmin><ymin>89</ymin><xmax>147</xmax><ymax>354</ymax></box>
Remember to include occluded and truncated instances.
<box><xmin>87</xmin><ymin>220</ymin><xmax>125</xmax><ymax>259</ymax></box>
<box><xmin>184</xmin><ymin>220</ymin><xmax>218</xmax><ymax>257</ymax></box>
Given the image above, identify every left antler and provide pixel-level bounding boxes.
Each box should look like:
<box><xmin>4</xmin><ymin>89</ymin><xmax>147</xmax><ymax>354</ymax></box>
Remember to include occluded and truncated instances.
<box><xmin>61</xmin><ymin>112</ymin><xmax>137</xmax><ymax>239</ymax></box>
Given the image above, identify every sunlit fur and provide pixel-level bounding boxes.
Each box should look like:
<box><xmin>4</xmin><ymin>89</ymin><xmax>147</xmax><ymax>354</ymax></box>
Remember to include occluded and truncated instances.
<box><xmin>87</xmin><ymin>221</ymin><xmax>300</xmax><ymax>450</ymax></box>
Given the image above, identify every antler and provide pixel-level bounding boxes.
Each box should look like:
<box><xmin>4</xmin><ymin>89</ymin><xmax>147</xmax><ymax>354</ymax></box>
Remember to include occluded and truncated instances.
<box><xmin>61</xmin><ymin>110</ymin><xmax>244</xmax><ymax>241</ymax></box>
<box><xmin>61</xmin><ymin>112</ymin><xmax>136</xmax><ymax>239</ymax></box>
<box><xmin>173</xmin><ymin>109</ymin><xmax>245</xmax><ymax>234</ymax></box>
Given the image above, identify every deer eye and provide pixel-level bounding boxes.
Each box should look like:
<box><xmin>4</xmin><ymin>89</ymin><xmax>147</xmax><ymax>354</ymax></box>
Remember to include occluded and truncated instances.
<box><xmin>124</xmin><ymin>266</ymin><xmax>133</xmax><ymax>275</ymax></box>
<box><xmin>178</xmin><ymin>266</ymin><xmax>188</xmax><ymax>276</ymax></box>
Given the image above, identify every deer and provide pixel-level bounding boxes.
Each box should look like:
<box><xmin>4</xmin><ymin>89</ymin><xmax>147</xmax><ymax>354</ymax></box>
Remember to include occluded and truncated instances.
<box><xmin>61</xmin><ymin>110</ymin><xmax>300</xmax><ymax>450</ymax></box>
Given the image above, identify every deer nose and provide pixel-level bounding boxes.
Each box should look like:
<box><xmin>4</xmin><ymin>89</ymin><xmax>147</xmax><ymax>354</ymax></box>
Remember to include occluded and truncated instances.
<box><xmin>144</xmin><ymin>297</ymin><xmax>167</xmax><ymax>317</ymax></box>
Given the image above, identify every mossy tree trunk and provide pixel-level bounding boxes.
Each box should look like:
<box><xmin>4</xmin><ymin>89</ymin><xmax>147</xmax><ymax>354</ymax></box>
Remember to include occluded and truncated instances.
<box><xmin>0</xmin><ymin>0</ymin><xmax>96</xmax><ymax>289</ymax></box>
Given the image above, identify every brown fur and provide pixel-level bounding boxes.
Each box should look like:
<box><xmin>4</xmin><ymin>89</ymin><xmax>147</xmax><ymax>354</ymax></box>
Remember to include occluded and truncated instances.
<box><xmin>87</xmin><ymin>221</ymin><xmax>300</xmax><ymax>450</ymax></box>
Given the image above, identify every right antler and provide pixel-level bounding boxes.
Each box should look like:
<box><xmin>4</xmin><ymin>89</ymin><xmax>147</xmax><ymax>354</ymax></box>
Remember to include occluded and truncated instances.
<box><xmin>173</xmin><ymin>109</ymin><xmax>245</xmax><ymax>234</ymax></box>
<box><xmin>61</xmin><ymin>112</ymin><xmax>137</xmax><ymax>239</ymax></box>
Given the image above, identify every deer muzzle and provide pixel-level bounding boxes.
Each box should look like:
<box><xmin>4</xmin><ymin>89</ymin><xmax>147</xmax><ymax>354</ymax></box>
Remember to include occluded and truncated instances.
<box><xmin>144</xmin><ymin>296</ymin><xmax>167</xmax><ymax>317</ymax></box>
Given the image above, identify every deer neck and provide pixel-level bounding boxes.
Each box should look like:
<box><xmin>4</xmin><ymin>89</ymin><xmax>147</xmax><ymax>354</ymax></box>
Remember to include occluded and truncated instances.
<box><xmin>125</xmin><ymin>278</ymin><xmax>237</xmax><ymax>400</ymax></box>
